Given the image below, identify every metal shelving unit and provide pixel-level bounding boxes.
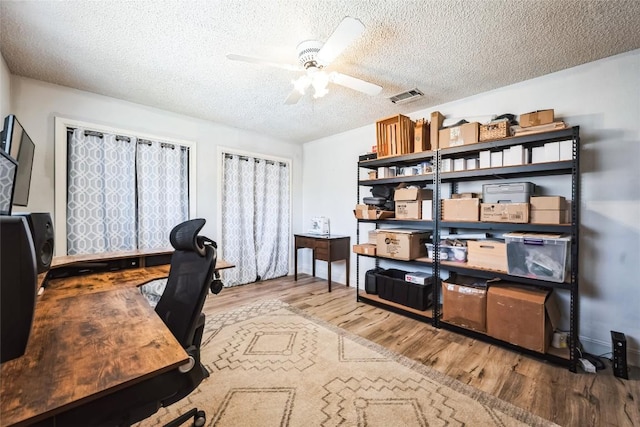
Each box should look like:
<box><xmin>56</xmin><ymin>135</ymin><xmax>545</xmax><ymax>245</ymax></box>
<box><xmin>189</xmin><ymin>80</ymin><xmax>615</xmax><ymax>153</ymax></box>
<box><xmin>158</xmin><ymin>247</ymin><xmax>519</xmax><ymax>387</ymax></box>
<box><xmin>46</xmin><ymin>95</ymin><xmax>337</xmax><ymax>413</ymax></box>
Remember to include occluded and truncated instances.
<box><xmin>355</xmin><ymin>126</ymin><xmax>580</xmax><ymax>372</ymax></box>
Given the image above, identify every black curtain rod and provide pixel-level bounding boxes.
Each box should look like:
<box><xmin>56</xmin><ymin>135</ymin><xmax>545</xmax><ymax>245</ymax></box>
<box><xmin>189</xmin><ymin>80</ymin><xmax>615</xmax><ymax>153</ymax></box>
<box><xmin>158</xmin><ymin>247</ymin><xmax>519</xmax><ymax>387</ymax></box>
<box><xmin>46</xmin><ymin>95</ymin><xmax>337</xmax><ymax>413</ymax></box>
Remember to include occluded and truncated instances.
<box><xmin>224</xmin><ymin>153</ymin><xmax>287</xmax><ymax>167</ymax></box>
<box><xmin>67</xmin><ymin>127</ymin><xmax>188</xmax><ymax>150</ymax></box>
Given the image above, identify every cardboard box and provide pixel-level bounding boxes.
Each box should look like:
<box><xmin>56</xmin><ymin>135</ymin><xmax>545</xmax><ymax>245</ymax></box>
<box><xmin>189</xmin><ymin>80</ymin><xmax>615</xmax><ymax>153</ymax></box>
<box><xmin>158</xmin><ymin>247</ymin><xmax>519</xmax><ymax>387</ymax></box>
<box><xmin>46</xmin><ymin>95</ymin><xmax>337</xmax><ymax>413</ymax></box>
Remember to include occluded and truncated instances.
<box><xmin>467</xmin><ymin>240</ymin><xmax>508</xmax><ymax>272</ymax></box>
<box><xmin>376</xmin><ymin>229</ymin><xmax>429</xmax><ymax>261</ymax></box>
<box><xmin>452</xmin><ymin>192</ymin><xmax>480</xmax><ymax>199</ymax></box>
<box><xmin>430</xmin><ymin>111</ymin><xmax>444</xmax><ymax>150</ymax></box>
<box><xmin>441</xmin><ymin>198</ymin><xmax>480</xmax><ymax>222</ymax></box>
<box><xmin>530</xmin><ymin>196</ymin><xmax>566</xmax><ymax>210</ymax></box>
<box><xmin>405</xmin><ymin>271</ymin><xmax>431</xmax><ymax>285</ymax></box>
<box><xmin>480</xmin><ymin>203</ymin><xmax>530</xmax><ymax>223</ymax></box>
<box><xmin>414</xmin><ymin>118</ymin><xmax>430</xmax><ymax>152</ymax></box>
<box><xmin>394</xmin><ymin>188</ymin><xmax>433</xmax><ymax>201</ymax></box>
<box><xmin>504</xmin><ymin>232</ymin><xmax>570</xmax><ymax>283</ymax></box>
<box><xmin>354</xmin><ymin>208</ymin><xmax>395</xmax><ymax>220</ymax></box>
<box><xmin>368</xmin><ymin>230</ymin><xmax>378</xmax><ymax>244</ymax></box>
<box><xmin>394</xmin><ymin>188</ymin><xmax>433</xmax><ymax>220</ymax></box>
<box><xmin>442</xmin><ymin>276</ymin><xmax>488</xmax><ymax>332</ymax></box>
<box><xmin>520</xmin><ymin>109</ymin><xmax>554</xmax><ymax>128</ymax></box>
<box><xmin>438</xmin><ymin>122</ymin><xmax>480</xmax><ymax>148</ymax></box>
<box><xmin>395</xmin><ymin>201</ymin><xmax>421</xmax><ymax>219</ymax></box>
<box><xmin>486</xmin><ymin>284</ymin><xmax>560</xmax><ymax>353</ymax></box>
<box><xmin>530</xmin><ymin>210</ymin><xmax>567</xmax><ymax>224</ymax></box>
<box><xmin>352</xmin><ymin>244</ymin><xmax>377</xmax><ymax>256</ymax></box>
<box><xmin>367</xmin><ymin>170</ymin><xmax>377</xmax><ymax>180</ymax></box>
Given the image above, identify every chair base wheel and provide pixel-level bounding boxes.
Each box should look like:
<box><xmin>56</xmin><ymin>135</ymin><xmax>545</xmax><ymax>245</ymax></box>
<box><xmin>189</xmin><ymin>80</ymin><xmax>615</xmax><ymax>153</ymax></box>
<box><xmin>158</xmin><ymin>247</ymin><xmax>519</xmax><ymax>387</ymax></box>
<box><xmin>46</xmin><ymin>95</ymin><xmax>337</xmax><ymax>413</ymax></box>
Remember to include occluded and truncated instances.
<box><xmin>194</xmin><ymin>410</ymin><xmax>206</xmax><ymax>427</ymax></box>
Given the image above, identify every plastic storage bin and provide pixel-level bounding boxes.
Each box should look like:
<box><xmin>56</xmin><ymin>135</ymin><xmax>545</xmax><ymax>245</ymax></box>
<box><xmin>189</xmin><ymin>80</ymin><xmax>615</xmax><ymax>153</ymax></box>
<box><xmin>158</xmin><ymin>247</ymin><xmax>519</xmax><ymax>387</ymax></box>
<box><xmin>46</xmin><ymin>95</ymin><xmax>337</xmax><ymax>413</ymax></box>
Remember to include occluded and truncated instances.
<box><xmin>425</xmin><ymin>243</ymin><xmax>467</xmax><ymax>262</ymax></box>
<box><xmin>504</xmin><ymin>232</ymin><xmax>570</xmax><ymax>283</ymax></box>
<box><xmin>375</xmin><ymin>268</ymin><xmax>433</xmax><ymax>311</ymax></box>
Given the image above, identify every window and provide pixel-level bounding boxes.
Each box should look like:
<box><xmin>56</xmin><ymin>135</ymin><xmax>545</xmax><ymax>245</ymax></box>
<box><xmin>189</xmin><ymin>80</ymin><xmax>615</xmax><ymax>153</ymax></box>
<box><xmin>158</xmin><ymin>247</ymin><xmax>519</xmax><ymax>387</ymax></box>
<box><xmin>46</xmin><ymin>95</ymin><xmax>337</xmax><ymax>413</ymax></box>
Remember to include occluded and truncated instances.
<box><xmin>54</xmin><ymin>117</ymin><xmax>196</xmax><ymax>256</ymax></box>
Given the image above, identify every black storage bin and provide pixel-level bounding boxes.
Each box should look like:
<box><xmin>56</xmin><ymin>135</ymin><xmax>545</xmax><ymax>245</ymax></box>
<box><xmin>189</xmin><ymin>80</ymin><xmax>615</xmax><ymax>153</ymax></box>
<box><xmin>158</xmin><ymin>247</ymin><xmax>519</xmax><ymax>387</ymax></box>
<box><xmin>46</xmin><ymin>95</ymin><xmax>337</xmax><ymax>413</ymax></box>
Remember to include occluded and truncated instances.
<box><xmin>364</xmin><ymin>268</ymin><xmax>384</xmax><ymax>294</ymax></box>
<box><xmin>375</xmin><ymin>268</ymin><xmax>433</xmax><ymax>311</ymax></box>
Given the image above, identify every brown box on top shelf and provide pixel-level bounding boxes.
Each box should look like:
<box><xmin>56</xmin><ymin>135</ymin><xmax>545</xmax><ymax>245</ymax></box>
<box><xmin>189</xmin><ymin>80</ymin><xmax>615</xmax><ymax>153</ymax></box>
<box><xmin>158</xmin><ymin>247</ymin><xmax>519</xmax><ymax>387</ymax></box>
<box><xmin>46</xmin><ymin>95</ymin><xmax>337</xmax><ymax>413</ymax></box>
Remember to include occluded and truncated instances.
<box><xmin>430</xmin><ymin>111</ymin><xmax>444</xmax><ymax>150</ymax></box>
<box><xmin>480</xmin><ymin>203</ymin><xmax>530</xmax><ymax>223</ymax></box>
<box><xmin>441</xmin><ymin>198</ymin><xmax>480</xmax><ymax>221</ymax></box>
<box><xmin>479</xmin><ymin>121</ymin><xmax>510</xmax><ymax>142</ymax></box>
<box><xmin>442</xmin><ymin>275</ymin><xmax>488</xmax><ymax>332</ymax></box>
<box><xmin>438</xmin><ymin>122</ymin><xmax>480</xmax><ymax>148</ymax></box>
<box><xmin>530</xmin><ymin>196</ymin><xmax>566</xmax><ymax>210</ymax></box>
<box><xmin>375</xmin><ymin>229</ymin><xmax>429</xmax><ymax>261</ymax></box>
<box><xmin>376</xmin><ymin>114</ymin><xmax>415</xmax><ymax>158</ymax></box>
<box><xmin>466</xmin><ymin>240</ymin><xmax>508</xmax><ymax>272</ymax></box>
<box><xmin>486</xmin><ymin>284</ymin><xmax>561</xmax><ymax>353</ymax></box>
<box><xmin>414</xmin><ymin>118</ymin><xmax>430</xmax><ymax>153</ymax></box>
<box><xmin>520</xmin><ymin>109</ymin><xmax>554</xmax><ymax>128</ymax></box>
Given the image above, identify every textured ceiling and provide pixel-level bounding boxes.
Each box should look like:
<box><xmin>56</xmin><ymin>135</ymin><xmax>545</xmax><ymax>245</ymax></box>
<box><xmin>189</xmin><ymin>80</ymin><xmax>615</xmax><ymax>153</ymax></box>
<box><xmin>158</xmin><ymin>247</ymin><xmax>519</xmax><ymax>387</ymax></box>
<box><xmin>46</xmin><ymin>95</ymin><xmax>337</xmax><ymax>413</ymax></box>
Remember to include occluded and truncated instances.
<box><xmin>1</xmin><ymin>0</ymin><xmax>639</xmax><ymax>144</ymax></box>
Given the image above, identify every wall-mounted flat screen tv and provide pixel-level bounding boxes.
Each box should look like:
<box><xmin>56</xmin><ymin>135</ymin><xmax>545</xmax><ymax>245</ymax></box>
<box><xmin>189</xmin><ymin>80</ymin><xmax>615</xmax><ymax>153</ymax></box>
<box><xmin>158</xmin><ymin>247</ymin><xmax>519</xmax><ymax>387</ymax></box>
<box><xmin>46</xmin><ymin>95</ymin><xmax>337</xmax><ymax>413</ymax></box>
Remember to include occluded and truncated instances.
<box><xmin>1</xmin><ymin>115</ymin><xmax>35</xmax><ymax>207</ymax></box>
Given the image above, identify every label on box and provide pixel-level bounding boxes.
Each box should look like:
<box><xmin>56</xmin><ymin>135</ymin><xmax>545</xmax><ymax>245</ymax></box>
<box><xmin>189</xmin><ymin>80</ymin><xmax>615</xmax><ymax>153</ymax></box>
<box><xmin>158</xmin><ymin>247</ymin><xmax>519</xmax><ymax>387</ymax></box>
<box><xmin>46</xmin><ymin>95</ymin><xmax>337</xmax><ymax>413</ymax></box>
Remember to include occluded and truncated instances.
<box><xmin>480</xmin><ymin>203</ymin><xmax>529</xmax><ymax>223</ymax></box>
<box><xmin>405</xmin><ymin>271</ymin><xmax>431</xmax><ymax>285</ymax></box>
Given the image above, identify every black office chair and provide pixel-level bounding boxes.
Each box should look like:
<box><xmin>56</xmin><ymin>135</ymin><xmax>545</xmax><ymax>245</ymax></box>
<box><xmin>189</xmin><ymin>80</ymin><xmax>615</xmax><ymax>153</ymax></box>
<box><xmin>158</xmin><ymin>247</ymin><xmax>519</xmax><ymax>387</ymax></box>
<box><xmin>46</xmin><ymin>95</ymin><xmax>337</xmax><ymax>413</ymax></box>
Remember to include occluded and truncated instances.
<box><xmin>48</xmin><ymin>218</ymin><xmax>222</xmax><ymax>427</ymax></box>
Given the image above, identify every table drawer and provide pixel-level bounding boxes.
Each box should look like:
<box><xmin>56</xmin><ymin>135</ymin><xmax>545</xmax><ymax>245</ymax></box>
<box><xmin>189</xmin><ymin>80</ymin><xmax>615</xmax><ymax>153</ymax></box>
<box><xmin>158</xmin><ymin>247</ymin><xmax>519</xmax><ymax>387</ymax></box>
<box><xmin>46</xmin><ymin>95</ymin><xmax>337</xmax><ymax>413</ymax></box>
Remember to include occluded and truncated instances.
<box><xmin>314</xmin><ymin>240</ymin><xmax>329</xmax><ymax>250</ymax></box>
<box><xmin>315</xmin><ymin>247</ymin><xmax>330</xmax><ymax>260</ymax></box>
<box><xmin>296</xmin><ymin>237</ymin><xmax>315</xmax><ymax>248</ymax></box>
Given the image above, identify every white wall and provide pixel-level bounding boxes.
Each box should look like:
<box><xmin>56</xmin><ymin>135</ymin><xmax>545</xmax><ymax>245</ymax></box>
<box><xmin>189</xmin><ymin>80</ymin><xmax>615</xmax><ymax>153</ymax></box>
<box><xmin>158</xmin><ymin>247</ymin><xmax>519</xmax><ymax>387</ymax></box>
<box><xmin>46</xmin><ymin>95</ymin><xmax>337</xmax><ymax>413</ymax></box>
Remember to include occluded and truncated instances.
<box><xmin>302</xmin><ymin>49</ymin><xmax>640</xmax><ymax>365</ymax></box>
<box><xmin>8</xmin><ymin>76</ymin><xmax>303</xmax><ymax>258</ymax></box>
<box><xmin>0</xmin><ymin>54</ymin><xmax>11</xmax><ymax>121</ymax></box>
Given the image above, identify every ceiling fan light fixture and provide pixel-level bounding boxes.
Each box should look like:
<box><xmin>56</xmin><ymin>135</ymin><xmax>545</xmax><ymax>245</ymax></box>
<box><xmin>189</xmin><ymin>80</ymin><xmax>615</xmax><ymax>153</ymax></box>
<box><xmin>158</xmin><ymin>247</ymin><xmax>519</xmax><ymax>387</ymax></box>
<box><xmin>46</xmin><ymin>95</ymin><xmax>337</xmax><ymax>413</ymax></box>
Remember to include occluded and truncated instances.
<box><xmin>292</xmin><ymin>75</ymin><xmax>311</xmax><ymax>95</ymax></box>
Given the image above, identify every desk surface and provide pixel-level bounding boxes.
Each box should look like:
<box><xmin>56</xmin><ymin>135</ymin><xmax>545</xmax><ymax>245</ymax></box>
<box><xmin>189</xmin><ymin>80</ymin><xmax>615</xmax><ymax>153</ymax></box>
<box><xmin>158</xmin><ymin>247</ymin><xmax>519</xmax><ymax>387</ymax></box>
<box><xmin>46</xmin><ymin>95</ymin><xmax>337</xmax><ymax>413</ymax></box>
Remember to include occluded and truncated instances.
<box><xmin>1</xmin><ymin>255</ymin><xmax>234</xmax><ymax>426</ymax></box>
<box><xmin>294</xmin><ymin>233</ymin><xmax>350</xmax><ymax>240</ymax></box>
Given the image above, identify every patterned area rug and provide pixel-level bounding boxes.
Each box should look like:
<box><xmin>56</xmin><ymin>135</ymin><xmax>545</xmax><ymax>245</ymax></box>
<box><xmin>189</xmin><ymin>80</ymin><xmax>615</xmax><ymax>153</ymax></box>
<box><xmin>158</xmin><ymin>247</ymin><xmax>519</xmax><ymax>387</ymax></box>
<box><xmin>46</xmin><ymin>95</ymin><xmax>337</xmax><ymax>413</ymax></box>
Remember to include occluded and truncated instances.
<box><xmin>138</xmin><ymin>300</ymin><xmax>556</xmax><ymax>427</ymax></box>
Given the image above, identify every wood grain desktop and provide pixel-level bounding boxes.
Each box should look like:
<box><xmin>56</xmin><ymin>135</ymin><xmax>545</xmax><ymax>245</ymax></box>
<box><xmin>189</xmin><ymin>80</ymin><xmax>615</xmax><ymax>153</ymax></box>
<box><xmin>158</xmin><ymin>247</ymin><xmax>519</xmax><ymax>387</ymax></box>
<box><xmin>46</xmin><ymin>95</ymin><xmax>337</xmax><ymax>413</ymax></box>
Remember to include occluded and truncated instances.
<box><xmin>0</xmin><ymin>250</ymin><xmax>233</xmax><ymax>426</ymax></box>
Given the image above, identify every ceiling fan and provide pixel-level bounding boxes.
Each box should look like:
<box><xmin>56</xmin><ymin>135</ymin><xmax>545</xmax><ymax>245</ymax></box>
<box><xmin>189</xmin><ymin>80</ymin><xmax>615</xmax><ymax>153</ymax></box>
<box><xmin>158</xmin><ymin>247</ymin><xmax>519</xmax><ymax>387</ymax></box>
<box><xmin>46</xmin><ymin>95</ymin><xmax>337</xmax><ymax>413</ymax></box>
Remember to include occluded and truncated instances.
<box><xmin>226</xmin><ymin>16</ymin><xmax>382</xmax><ymax>104</ymax></box>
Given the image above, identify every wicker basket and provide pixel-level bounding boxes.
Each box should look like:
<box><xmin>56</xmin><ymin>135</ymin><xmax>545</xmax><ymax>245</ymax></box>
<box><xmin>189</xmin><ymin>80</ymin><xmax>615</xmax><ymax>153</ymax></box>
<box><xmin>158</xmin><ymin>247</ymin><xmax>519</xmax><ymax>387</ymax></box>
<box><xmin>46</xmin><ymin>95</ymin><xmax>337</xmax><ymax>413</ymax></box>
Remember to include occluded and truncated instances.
<box><xmin>480</xmin><ymin>121</ymin><xmax>510</xmax><ymax>142</ymax></box>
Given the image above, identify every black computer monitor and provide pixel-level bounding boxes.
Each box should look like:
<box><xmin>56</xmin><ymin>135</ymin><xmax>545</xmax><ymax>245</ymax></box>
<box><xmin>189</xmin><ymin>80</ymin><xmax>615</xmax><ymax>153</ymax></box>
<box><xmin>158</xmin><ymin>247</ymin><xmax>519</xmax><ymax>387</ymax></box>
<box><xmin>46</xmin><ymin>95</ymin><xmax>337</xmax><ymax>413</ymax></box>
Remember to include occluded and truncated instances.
<box><xmin>1</xmin><ymin>115</ymin><xmax>35</xmax><ymax>207</ymax></box>
<box><xmin>0</xmin><ymin>149</ymin><xmax>17</xmax><ymax>215</ymax></box>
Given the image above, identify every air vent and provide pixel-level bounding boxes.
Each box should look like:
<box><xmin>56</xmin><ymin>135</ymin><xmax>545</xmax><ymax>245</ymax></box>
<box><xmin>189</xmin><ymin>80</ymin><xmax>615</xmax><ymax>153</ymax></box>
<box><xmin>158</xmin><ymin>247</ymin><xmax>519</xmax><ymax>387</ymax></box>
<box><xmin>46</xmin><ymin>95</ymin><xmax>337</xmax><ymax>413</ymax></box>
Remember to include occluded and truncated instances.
<box><xmin>389</xmin><ymin>88</ymin><xmax>424</xmax><ymax>104</ymax></box>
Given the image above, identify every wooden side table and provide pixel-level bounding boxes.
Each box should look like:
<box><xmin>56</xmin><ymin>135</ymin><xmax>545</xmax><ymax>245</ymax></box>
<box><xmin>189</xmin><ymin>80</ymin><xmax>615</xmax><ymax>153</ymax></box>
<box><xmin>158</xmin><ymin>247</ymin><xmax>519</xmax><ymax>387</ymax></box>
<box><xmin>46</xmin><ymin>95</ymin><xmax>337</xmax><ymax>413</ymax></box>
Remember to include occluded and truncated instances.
<box><xmin>294</xmin><ymin>234</ymin><xmax>350</xmax><ymax>292</ymax></box>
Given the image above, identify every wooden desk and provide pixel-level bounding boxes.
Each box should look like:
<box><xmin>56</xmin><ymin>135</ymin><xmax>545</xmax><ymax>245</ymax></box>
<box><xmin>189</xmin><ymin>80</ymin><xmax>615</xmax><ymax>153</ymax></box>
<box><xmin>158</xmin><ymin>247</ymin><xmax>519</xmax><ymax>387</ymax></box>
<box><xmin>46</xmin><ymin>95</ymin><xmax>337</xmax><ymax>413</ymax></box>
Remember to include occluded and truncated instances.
<box><xmin>0</xmin><ymin>253</ymin><xmax>234</xmax><ymax>426</ymax></box>
<box><xmin>294</xmin><ymin>234</ymin><xmax>350</xmax><ymax>292</ymax></box>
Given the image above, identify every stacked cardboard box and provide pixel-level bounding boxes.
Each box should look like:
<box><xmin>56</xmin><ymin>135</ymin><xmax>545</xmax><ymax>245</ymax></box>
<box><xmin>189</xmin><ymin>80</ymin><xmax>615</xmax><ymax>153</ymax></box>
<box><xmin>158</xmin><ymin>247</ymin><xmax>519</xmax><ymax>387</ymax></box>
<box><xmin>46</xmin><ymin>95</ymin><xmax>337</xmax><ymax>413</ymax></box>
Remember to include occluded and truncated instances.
<box><xmin>530</xmin><ymin>196</ymin><xmax>567</xmax><ymax>224</ymax></box>
<box><xmin>394</xmin><ymin>187</ymin><xmax>433</xmax><ymax>220</ymax></box>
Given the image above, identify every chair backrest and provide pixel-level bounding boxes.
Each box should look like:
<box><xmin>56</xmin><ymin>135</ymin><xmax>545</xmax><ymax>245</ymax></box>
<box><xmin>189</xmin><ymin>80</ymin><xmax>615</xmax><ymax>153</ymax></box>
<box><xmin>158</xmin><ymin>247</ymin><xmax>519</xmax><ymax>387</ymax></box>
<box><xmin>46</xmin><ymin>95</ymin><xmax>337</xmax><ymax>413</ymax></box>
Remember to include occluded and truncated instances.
<box><xmin>155</xmin><ymin>219</ymin><xmax>217</xmax><ymax>348</ymax></box>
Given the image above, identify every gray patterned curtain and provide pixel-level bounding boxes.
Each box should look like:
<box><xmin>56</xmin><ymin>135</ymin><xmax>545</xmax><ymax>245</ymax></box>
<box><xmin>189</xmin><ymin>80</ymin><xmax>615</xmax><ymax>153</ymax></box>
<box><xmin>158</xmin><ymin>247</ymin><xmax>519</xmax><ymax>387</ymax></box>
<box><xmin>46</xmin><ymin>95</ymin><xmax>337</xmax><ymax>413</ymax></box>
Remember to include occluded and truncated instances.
<box><xmin>66</xmin><ymin>129</ymin><xmax>189</xmax><ymax>255</ymax></box>
<box><xmin>136</xmin><ymin>140</ymin><xmax>189</xmax><ymax>249</ymax></box>
<box><xmin>66</xmin><ymin>129</ymin><xmax>136</xmax><ymax>254</ymax></box>
<box><xmin>221</xmin><ymin>153</ymin><xmax>290</xmax><ymax>286</ymax></box>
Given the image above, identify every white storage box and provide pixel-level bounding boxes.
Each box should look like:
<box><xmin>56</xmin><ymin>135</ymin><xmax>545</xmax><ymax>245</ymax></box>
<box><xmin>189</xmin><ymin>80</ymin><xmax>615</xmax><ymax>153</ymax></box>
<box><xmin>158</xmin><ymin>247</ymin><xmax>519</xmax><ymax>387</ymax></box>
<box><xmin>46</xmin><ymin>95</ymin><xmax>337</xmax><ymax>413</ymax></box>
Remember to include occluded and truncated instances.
<box><xmin>504</xmin><ymin>232</ymin><xmax>570</xmax><ymax>283</ymax></box>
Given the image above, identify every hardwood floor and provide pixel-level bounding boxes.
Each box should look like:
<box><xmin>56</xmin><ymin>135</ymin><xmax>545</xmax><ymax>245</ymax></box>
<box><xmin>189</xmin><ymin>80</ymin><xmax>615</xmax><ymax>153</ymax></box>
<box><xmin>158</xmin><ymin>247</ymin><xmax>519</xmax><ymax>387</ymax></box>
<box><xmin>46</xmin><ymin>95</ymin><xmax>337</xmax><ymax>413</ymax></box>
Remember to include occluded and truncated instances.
<box><xmin>203</xmin><ymin>274</ymin><xmax>639</xmax><ymax>427</ymax></box>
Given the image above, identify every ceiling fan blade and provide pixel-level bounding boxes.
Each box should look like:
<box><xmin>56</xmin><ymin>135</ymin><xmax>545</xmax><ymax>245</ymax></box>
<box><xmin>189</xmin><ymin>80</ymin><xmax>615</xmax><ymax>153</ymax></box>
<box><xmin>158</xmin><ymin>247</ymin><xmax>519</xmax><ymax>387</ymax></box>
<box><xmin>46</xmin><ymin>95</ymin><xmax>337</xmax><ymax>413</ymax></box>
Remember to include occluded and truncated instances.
<box><xmin>330</xmin><ymin>72</ymin><xmax>382</xmax><ymax>96</ymax></box>
<box><xmin>316</xmin><ymin>16</ymin><xmax>365</xmax><ymax>66</ymax></box>
<box><xmin>284</xmin><ymin>89</ymin><xmax>304</xmax><ymax>105</ymax></box>
<box><xmin>226</xmin><ymin>54</ymin><xmax>301</xmax><ymax>72</ymax></box>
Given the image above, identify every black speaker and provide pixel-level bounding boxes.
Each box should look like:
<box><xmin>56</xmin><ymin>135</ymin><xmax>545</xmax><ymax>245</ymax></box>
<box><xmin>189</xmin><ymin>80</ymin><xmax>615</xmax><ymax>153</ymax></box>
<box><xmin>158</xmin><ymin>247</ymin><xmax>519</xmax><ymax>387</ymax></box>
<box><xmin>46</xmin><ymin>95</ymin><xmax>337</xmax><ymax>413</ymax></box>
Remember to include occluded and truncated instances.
<box><xmin>0</xmin><ymin>216</ymin><xmax>37</xmax><ymax>363</ymax></box>
<box><xmin>15</xmin><ymin>212</ymin><xmax>54</xmax><ymax>273</ymax></box>
<box><xmin>611</xmin><ymin>330</ymin><xmax>629</xmax><ymax>380</ymax></box>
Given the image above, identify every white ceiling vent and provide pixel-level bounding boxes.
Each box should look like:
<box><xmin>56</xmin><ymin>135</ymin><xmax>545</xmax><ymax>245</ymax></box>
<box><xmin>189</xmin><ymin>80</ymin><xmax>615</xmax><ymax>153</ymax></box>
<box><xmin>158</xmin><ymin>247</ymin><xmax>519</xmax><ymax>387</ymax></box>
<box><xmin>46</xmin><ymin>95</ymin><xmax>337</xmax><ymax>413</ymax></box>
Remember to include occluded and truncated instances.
<box><xmin>389</xmin><ymin>88</ymin><xmax>424</xmax><ymax>104</ymax></box>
